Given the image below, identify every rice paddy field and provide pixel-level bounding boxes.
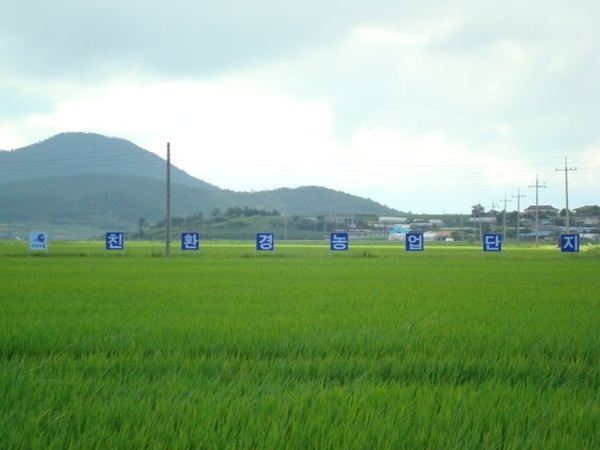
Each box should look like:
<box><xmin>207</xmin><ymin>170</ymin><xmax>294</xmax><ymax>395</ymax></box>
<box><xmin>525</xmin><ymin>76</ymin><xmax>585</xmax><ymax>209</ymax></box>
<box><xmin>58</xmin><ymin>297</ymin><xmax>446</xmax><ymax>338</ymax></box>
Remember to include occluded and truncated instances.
<box><xmin>1</xmin><ymin>241</ymin><xmax>599</xmax><ymax>448</ymax></box>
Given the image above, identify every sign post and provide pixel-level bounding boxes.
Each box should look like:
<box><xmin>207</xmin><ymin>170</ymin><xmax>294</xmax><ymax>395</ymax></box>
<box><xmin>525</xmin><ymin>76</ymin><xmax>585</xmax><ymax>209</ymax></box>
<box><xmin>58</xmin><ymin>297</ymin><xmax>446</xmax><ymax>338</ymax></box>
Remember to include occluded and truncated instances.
<box><xmin>181</xmin><ymin>232</ymin><xmax>200</xmax><ymax>255</ymax></box>
<box><xmin>28</xmin><ymin>232</ymin><xmax>49</xmax><ymax>256</ymax></box>
<box><xmin>330</xmin><ymin>232</ymin><xmax>349</xmax><ymax>256</ymax></box>
<box><xmin>560</xmin><ymin>233</ymin><xmax>579</xmax><ymax>254</ymax></box>
<box><xmin>256</xmin><ymin>233</ymin><xmax>275</xmax><ymax>257</ymax></box>
<box><xmin>105</xmin><ymin>232</ymin><xmax>125</xmax><ymax>256</ymax></box>
<box><xmin>482</xmin><ymin>233</ymin><xmax>502</xmax><ymax>256</ymax></box>
<box><xmin>405</xmin><ymin>232</ymin><xmax>424</xmax><ymax>256</ymax></box>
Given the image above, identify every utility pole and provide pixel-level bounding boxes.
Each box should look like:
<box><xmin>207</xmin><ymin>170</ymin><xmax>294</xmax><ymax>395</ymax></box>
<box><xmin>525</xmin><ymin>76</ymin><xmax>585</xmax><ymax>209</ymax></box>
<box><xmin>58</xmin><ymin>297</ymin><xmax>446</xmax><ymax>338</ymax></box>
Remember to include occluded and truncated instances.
<box><xmin>528</xmin><ymin>174</ymin><xmax>546</xmax><ymax>247</ymax></box>
<box><xmin>166</xmin><ymin>142</ymin><xmax>171</xmax><ymax>257</ymax></box>
<box><xmin>556</xmin><ymin>157</ymin><xmax>576</xmax><ymax>232</ymax></box>
<box><xmin>487</xmin><ymin>200</ymin><xmax>497</xmax><ymax>233</ymax></box>
<box><xmin>499</xmin><ymin>193</ymin><xmax>512</xmax><ymax>242</ymax></box>
<box><xmin>479</xmin><ymin>209</ymin><xmax>482</xmax><ymax>242</ymax></box>
<box><xmin>512</xmin><ymin>188</ymin><xmax>526</xmax><ymax>246</ymax></box>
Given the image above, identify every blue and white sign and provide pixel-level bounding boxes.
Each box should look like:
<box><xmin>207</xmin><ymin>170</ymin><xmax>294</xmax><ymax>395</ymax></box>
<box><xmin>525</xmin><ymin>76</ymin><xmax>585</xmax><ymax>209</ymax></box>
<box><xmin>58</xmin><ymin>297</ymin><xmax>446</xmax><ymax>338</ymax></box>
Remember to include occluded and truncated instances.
<box><xmin>29</xmin><ymin>232</ymin><xmax>48</xmax><ymax>251</ymax></box>
<box><xmin>181</xmin><ymin>232</ymin><xmax>200</xmax><ymax>251</ymax></box>
<box><xmin>483</xmin><ymin>233</ymin><xmax>502</xmax><ymax>252</ymax></box>
<box><xmin>330</xmin><ymin>232</ymin><xmax>349</xmax><ymax>251</ymax></box>
<box><xmin>105</xmin><ymin>232</ymin><xmax>124</xmax><ymax>250</ymax></box>
<box><xmin>560</xmin><ymin>233</ymin><xmax>579</xmax><ymax>252</ymax></box>
<box><xmin>256</xmin><ymin>233</ymin><xmax>274</xmax><ymax>251</ymax></box>
<box><xmin>405</xmin><ymin>233</ymin><xmax>424</xmax><ymax>251</ymax></box>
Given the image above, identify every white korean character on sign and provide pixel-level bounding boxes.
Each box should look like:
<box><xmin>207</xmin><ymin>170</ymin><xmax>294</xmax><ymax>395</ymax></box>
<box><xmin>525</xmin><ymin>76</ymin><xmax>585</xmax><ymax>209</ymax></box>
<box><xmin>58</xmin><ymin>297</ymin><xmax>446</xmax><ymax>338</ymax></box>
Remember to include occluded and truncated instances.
<box><xmin>181</xmin><ymin>232</ymin><xmax>200</xmax><ymax>251</ymax></box>
<box><xmin>256</xmin><ymin>233</ymin><xmax>274</xmax><ymax>251</ymax></box>
<box><xmin>106</xmin><ymin>232</ymin><xmax>124</xmax><ymax>250</ymax></box>
<box><xmin>29</xmin><ymin>232</ymin><xmax>48</xmax><ymax>251</ymax></box>
<box><xmin>560</xmin><ymin>234</ymin><xmax>579</xmax><ymax>253</ymax></box>
<box><xmin>330</xmin><ymin>233</ymin><xmax>349</xmax><ymax>251</ymax></box>
<box><xmin>483</xmin><ymin>234</ymin><xmax>502</xmax><ymax>252</ymax></box>
<box><xmin>406</xmin><ymin>233</ymin><xmax>424</xmax><ymax>251</ymax></box>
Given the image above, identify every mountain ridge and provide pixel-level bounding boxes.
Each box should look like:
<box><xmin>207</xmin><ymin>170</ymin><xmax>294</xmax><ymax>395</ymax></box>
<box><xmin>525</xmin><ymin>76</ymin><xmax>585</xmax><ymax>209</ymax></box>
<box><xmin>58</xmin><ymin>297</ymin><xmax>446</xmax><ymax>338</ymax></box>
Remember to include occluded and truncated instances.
<box><xmin>0</xmin><ymin>132</ymin><xmax>218</xmax><ymax>189</ymax></box>
<box><xmin>0</xmin><ymin>132</ymin><xmax>402</xmax><ymax>227</ymax></box>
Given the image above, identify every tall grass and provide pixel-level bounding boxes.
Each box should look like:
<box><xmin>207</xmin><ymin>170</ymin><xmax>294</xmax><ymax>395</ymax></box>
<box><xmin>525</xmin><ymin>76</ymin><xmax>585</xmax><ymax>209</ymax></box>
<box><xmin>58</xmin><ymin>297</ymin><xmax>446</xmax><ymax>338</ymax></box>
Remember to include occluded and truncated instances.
<box><xmin>1</xmin><ymin>244</ymin><xmax>599</xmax><ymax>448</ymax></box>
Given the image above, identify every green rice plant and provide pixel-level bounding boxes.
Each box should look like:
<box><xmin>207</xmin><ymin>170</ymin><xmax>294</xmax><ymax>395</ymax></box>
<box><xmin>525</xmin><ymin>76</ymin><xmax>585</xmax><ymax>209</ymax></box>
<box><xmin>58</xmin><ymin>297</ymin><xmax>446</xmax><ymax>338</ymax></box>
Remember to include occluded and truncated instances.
<box><xmin>0</xmin><ymin>245</ymin><xmax>599</xmax><ymax>448</ymax></box>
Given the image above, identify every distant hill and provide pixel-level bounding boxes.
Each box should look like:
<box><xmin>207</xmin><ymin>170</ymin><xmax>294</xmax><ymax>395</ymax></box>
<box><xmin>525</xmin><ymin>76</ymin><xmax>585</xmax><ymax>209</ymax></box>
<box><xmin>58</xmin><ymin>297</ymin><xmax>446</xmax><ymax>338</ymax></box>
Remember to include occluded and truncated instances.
<box><xmin>0</xmin><ymin>133</ymin><xmax>401</xmax><ymax>227</ymax></box>
<box><xmin>0</xmin><ymin>132</ymin><xmax>217</xmax><ymax>189</ymax></box>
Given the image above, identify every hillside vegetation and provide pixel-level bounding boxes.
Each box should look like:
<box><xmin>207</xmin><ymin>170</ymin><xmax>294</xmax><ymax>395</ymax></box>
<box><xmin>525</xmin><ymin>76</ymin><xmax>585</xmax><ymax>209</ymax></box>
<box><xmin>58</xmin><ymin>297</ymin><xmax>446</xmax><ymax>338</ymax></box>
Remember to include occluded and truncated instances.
<box><xmin>0</xmin><ymin>133</ymin><xmax>401</xmax><ymax>228</ymax></box>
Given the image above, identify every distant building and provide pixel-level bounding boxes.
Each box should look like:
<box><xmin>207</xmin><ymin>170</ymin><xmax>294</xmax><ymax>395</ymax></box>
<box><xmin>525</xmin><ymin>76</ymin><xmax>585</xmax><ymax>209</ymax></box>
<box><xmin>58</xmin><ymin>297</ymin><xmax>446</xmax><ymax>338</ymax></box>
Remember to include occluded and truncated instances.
<box><xmin>523</xmin><ymin>205</ymin><xmax>559</xmax><ymax>215</ymax></box>
<box><xmin>378</xmin><ymin>216</ymin><xmax>408</xmax><ymax>224</ymax></box>
<box><xmin>409</xmin><ymin>222</ymin><xmax>432</xmax><ymax>231</ymax></box>
<box><xmin>469</xmin><ymin>217</ymin><xmax>496</xmax><ymax>224</ymax></box>
<box><xmin>325</xmin><ymin>215</ymin><xmax>356</xmax><ymax>228</ymax></box>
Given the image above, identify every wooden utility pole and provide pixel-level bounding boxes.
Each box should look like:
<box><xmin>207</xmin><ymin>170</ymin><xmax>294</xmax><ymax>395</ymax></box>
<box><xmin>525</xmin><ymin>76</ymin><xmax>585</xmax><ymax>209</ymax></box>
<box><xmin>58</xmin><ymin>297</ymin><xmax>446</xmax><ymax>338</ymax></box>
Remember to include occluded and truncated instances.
<box><xmin>499</xmin><ymin>193</ymin><xmax>512</xmax><ymax>242</ymax></box>
<box><xmin>166</xmin><ymin>143</ymin><xmax>171</xmax><ymax>257</ymax></box>
<box><xmin>529</xmin><ymin>175</ymin><xmax>546</xmax><ymax>247</ymax></box>
<box><xmin>487</xmin><ymin>200</ymin><xmax>497</xmax><ymax>233</ymax></box>
<box><xmin>512</xmin><ymin>188</ymin><xmax>526</xmax><ymax>246</ymax></box>
<box><xmin>556</xmin><ymin>157</ymin><xmax>576</xmax><ymax>232</ymax></box>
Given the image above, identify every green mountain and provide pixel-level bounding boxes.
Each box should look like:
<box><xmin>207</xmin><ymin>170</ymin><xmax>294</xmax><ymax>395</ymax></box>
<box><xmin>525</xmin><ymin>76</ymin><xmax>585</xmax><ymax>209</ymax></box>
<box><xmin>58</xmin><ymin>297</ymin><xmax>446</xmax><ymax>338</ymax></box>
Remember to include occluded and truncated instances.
<box><xmin>0</xmin><ymin>132</ymin><xmax>217</xmax><ymax>189</ymax></box>
<box><xmin>0</xmin><ymin>132</ymin><xmax>401</xmax><ymax>228</ymax></box>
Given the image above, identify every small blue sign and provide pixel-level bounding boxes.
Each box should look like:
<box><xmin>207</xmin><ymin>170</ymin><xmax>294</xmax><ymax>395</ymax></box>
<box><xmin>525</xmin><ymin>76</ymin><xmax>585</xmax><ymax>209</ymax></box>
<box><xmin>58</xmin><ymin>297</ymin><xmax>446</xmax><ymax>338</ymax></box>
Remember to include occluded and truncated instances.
<box><xmin>29</xmin><ymin>232</ymin><xmax>48</xmax><ymax>251</ymax></box>
<box><xmin>330</xmin><ymin>232</ymin><xmax>349</xmax><ymax>251</ymax></box>
<box><xmin>181</xmin><ymin>232</ymin><xmax>200</xmax><ymax>251</ymax></box>
<box><xmin>405</xmin><ymin>233</ymin><xmax>424</xmax><ymax>251</ymax></box>
<box><xmin>560</xmin><ymin>234</ymin><xmax>579</xmax><ymax>252</ymax></box>
<box><xmin>483</xmin><ymin>233</ymin><xmax>502</xmax><ymax>252</ymax></box>
<box><xmin>105</xmin><ymin>232</ymin><xmax>124</xmax><ymax>250</ymax></box>
<box><xmin>256</xmin><ymin>233</ymin><xmax>274</xmax><ymax>251</ymax></box>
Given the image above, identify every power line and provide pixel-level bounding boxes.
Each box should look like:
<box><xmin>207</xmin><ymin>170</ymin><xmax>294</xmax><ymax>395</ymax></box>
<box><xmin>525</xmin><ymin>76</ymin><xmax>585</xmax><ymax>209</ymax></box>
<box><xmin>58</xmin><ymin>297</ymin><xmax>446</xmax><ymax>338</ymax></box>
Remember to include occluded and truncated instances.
<box><xmin>0</xmin><ymin>153</ymin><xmax>159</xmax><ymax>172</ymax></box>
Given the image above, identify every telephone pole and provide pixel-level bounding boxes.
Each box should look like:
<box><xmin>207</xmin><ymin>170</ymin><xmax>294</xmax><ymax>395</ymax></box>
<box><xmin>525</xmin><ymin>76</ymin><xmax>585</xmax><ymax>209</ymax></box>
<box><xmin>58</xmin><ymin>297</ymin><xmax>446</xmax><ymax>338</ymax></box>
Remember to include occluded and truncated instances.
<box><xmin>512</xmin><ymin>188</ymin><xmax>526</xmax><ymax>246</ymax></box>
<box><xmin>556</xmin><ymin>157</ymin><xmax>576</xmax><ymax>232</ymax></box>
<box><xmin>166</xmin><ymin>142</ymin><xmax>171</xmax><ymax>257</ymax></box>
<box><xmin>487</xmin><ymin>200</ymin><xmax>497</xmax><ymax>233</ymax></box>
<box><xmin>499</xmin><ymin>193</ymin><xmax>512</xmax><ymax>242</ymax></box>
<box><xmin>528</xmin><ymin>175</ymin><xmax>546</xmax><ymax>247</ymax></box>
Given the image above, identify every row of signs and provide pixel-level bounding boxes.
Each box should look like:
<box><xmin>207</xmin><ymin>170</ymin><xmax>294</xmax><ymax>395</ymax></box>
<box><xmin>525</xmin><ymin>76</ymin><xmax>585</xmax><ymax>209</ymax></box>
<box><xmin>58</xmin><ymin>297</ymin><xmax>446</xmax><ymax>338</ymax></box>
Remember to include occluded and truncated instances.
<box><xmin>27</xmin><ymin>231</ymin><xmax>582</xmax><ymax>253</ymax></box>
<box><xmin>256</xmin><ymin>232</ymin><xmax>350</xmax><ymax>252</ymax></box>
<box><xmin>26</xmin><ymin>232</ymin><xmax>203</xmax><ymax>252</ymax></box>
<box><xmin>25</xmin><ymin>232</ymin><xmax>348</xmax><ymax>253</ymax></box>
<box><xmin>481</xmin><ymin>233</ymin><xmax>580</xmax><ymax>253</ymax></box>
<box><xmin>258</xmin><ymin>232</ymin><xmax>582</xmax><ymax>253</ymax></box>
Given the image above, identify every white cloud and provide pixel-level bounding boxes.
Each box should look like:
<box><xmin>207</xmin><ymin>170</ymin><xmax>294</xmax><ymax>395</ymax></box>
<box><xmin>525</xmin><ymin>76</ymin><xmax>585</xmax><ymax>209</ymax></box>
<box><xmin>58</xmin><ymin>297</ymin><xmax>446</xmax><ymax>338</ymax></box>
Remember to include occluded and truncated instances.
<box><xmin>1</xmin><ymin>0</ymin><xmax>599</xmax><ymax>213</ymax></box>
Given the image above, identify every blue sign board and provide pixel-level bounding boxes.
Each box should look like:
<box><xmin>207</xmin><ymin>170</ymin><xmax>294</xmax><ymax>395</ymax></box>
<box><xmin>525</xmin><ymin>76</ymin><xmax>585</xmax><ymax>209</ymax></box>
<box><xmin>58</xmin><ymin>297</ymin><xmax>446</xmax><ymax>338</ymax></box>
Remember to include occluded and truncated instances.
<box><xmin>405</xmin><ymin>233</ymin><xmax>424</xmax><ymax>252</ymax></box>
<box><xmin>483</xmin><ymin>233</ymin><xmax>502</xmax><ymax>252</ymax></box>
<box><xmin>256</xmin><ymin>233</ymin><xmax>274</xmax><ymax>251</ymax></box>
<box><xmin>560</xmin><ymin>233</ymin><xmax>579</xmax><ymax>252</ymax></box>
<box><xmin>181</xmin><ymin>232</ymin><xmax>200</xmax><ymax>251</ymax></box>
<box><xmin>330</xmin><ymin>232</ymin><xmax>349</xmax><ymax>251</ymax></box>
<box><xmin>105</xmin><ymin>232</ymin><xmax>124</xmax><ymax>250</ymax></box>
<box><xmin>29</xmin><ymin>232</ymin><xmax>48</xmax><ymax>251</ymax></box>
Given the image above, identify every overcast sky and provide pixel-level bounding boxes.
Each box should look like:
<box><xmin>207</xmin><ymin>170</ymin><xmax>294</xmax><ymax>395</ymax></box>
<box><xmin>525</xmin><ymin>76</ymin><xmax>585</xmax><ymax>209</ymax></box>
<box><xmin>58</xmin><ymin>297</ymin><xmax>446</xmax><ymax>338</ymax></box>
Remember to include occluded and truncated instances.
<box><xmin>2</xmin><ymin>1</ymin><xmax>599</xmax><ymax>213</ymax></box>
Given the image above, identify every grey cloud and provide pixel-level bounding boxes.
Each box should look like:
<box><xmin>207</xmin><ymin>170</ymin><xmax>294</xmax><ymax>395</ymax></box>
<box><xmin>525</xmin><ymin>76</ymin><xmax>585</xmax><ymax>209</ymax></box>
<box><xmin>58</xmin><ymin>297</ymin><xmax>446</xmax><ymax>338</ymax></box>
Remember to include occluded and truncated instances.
<box><xmin>2</xmin><ymin>1</ymin><xmax>459</xmax><ymax>80</ymax></box>
<box><xmin>427</xmin><ymin>12</ymin><xmax>551</xmax><ymax>56</ymax></box>
<box><xmin>3</xmin><ymin>0</ymin><xmax>600</xmax><ymax>165</ymax></box>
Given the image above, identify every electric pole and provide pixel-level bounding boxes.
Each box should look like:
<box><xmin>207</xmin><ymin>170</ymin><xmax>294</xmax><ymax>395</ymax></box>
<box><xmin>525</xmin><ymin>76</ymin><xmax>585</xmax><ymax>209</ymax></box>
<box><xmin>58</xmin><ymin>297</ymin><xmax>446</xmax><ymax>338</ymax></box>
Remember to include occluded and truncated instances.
<box><xmin>528</xmin><ymin>174</ymin><xmax>546</xmax><ymax>247</ymax></box>
<box><xmin>499</xmin><ymin>193</ymin><xmax>512</xmax><ymax>242</ymax></box>
<box><xmin>556</xmin><ymin>157</ymin><xmax>576</xmax><ymax>232</ymax></box>
<box><xmin>166</xmin><ymin>142</ymin><xmax>171</xmax><ymax>257</ymax></box>
<box><xmin>487</xmin><ymin>200</ymin><xmax>497</xmax><ymax>233</ymax></box>
<box><xmin>512</xmin><ymin>188</ymin><xmax>526</xmax><ymax>246</ymax></box>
